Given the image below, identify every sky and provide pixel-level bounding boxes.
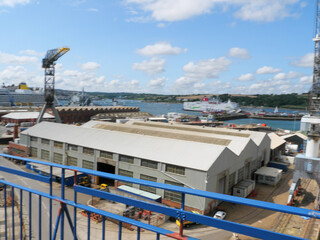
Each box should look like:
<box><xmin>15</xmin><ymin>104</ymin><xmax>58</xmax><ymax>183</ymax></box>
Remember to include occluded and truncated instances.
<box><xmin>0</xmin><ymin>0</ymin><xmax>317</xmax><ymax>95</ymax></box>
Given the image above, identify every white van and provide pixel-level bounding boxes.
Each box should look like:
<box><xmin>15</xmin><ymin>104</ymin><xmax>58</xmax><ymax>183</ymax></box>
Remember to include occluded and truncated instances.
<box><xmin>5</xmin><ymin>123</ymin><xmax>15</xmax><ymax>128</ymax></box>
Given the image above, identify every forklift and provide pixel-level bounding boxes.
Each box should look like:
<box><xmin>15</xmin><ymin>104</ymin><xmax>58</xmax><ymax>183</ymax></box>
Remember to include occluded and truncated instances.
<box><xmin>79</xmin><ymin>176</ymin><xmax>91</xmax><ymax>187</ymax></box>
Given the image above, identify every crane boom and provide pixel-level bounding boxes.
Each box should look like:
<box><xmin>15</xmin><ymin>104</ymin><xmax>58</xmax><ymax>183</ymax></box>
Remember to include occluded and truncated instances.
<box><xmin>42</xmin><ymin>47</ymin><xmax>70</xmax><ymax>68</ymax></box>
<box><xmin>309</xmin><ymin>0</ymin><xmax>320</xmax><ymax>115</ymax></box>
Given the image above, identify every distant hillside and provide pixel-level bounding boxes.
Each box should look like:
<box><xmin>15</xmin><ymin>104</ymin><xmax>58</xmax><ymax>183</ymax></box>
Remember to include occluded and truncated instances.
<box><xmin>55</xmin><ymin>89</ymin><xmax>309</xmax><ymax>109</ymax></box>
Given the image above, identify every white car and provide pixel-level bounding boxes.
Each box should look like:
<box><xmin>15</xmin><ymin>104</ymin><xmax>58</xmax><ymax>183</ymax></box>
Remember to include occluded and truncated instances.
<box><xmin>213</xmin><ymin>211</ymin><xmax>226</xmax><ymax>220</ymax></box>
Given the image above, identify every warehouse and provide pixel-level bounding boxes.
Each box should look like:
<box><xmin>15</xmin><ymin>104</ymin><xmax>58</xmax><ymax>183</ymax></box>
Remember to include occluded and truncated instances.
<box><xmin>18</xmin><ymin>121</ymin><xmax>270</xmax><ymax>214</ymax></box>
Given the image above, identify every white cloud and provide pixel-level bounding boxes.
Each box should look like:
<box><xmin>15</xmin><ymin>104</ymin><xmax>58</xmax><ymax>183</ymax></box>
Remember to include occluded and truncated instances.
<box><xmin>0</xmin><ymin>66</ymin><xmax>42</xmax><ymax>87</ymax></box>
<box><xmin>273</xmin><ymin>71</ymin><xmax>303</xmax><ymax>80</ymax></box>
<box><xmin>0</xmin><ymin>52</ymin><xmax>38</xmax><ymax>64</ymax></box>
<box><xmin>171</xmin><ymin>56</ymin><xmax>232</xmax><ymax>93</ymax></box>
<box><xmin>235</xmin><ymin>73</ymin><xmax>254</xmax><ymax>82</ymax></box>
<box><xmin>0</xmin><ymin>0</ymin><xmax>30</xmax><ymax>7</ymax></box>
<box><xmin>148</xmin><ymin>77</ymin><xmax>167</xmax><ymax>89</ymax></box>
<box><xmin>233</xmin><ymin>0</ymin><xmax>299</xmax><ymax>22</ymax></box>
<box><xmin>157</xmin><ymin>23</ymin><xmax>166</xmax><ymax>28</ymax></box>
<box><xmin>125</xmin><ymin>0</ymin><xmax>299</xmax><ymax>22</ymax></box>
<box><xmin>56</xmin><ymin>69</ymin><xmax>107</xmax><ymax>91</ymax></box>
<box><xmin>256</xmin><ymin>66</ymin><xmax>281</xmax><ymax>74</ymax></box>
<box><xmin>291</xmin><ymin>53</ymin><xmax>314</xmax><ymax>68</ymax></box>
<box><xmin>132</xmin><ymin>57</ymin><xmax>165</xmax><ymax>75</ymax></box>
<box><xmin>183</xmin><ymin>57</ymin><xmax>232</xmax><ymax>79</ymax></box>
<box><xmin>81</xmin><ymin>62</ymin><xmax>101</xmax><ymax>71</ymax></box>
<box><xmin>299</xmin><ymin>75</ymin><xmax>312</xmax><ymax>84</ymax></box>
<box><xmin>19</xmin><ymin>49</ymin><xmax>44</xmax><ymax>57</ymax></box>
<box><xmin>106</xmin><ymin>79</ymin><xmax>142</xmax><ymax>92</ymax></box>
<box><xmin>88</xmin><ymin>8</ymin><xmax>99</xmax><ymax>12</ymax></box>
<box><xmin>228</xmin><ymin>47</ymin><xmax>251</xmax><ymax>59</ymax></box>
<box><xmin>136</xmin><ymin>42</ymin><xmax>187</xmax><ymax>56</ymax></box>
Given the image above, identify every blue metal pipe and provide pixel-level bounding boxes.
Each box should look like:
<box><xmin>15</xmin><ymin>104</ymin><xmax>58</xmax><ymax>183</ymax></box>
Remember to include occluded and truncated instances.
<box><xmin>1</xmin><ymin>153</ymin><xmax>319</xmax><ymax>220</ymax></box>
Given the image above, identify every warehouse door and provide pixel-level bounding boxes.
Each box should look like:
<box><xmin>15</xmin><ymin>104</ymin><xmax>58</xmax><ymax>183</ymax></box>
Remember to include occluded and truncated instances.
<box><xmin>97</xmin><ymin>162</ymin><xmax>115</xmax><ymax>186</ymax></box>
<box><xmin>218</xmin><ymin>176</ymin><xmax>226</xmax><ymax>194</ymax></box>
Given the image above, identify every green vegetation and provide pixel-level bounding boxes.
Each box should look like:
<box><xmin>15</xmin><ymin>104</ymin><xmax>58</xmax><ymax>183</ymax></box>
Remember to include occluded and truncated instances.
<box><xmin>219</xmin><ymin>93</ymin><xmax>308</xmax><ymax>109</ymax></box>
<box><xmin>57</xmin><ymin>89</ymin><xmax>309</xmax><ymax>109</ymax></box>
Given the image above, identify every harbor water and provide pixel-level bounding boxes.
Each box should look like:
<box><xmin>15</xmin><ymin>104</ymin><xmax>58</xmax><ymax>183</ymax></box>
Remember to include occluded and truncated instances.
<box><xmin>91</xmin><ymin>99</ymin><xmax>301</xmax><ymax>131</ymax></box>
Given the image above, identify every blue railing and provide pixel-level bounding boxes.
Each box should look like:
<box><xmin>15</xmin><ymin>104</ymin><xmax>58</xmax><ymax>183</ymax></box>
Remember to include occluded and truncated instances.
<box><xmin>0</xmin><ymin>153</ymin><xmax>318</xmax><ymax>240</ymax></box>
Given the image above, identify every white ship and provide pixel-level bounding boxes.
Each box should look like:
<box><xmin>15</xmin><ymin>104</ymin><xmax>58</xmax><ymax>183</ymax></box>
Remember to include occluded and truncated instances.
<box><xmin>183</xmin><ymin>96</ymin><xmax>239</xmax><ymax>113</ymax></box>
<box><xmin>0</xmin><ymin>82</ymin><xmax>59</xmax><ymax>107</ymax></box>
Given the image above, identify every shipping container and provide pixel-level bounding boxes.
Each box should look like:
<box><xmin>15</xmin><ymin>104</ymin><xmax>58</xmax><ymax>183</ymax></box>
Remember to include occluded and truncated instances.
<box><xmin>232</xmin><ymin>179</ymin><xmax>255</xmax><ymax>198</ymax></box>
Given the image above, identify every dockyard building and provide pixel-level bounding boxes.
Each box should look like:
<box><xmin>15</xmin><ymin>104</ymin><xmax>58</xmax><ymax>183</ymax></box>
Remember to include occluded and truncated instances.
<box><xmin>17</xmin><ymin>121</ymin><xmax>270</xmax><ymax>213</ymax></box>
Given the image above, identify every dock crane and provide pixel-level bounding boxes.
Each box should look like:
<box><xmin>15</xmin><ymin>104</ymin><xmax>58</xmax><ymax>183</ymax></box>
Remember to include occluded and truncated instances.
<box><xmin>289</xmin><ymin>0</ymin><xmax>320</xmax><ymax>209</ymax></box>
<box><xmin>36</xmin><ymin>47</ymin><xmax>70</xmax><ymax>124</ymax></box>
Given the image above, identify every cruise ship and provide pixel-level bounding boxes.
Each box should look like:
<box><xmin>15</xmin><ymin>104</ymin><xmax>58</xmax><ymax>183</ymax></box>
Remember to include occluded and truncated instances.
<box><xmin>183</xmin><ymin>96</ymin><xmax>239</xmax><ymax>113</ymax></box>
<box><xmin>0</xmin><ymin>82</ymin><xmax>59</xmax><ymax>107</ymax></box>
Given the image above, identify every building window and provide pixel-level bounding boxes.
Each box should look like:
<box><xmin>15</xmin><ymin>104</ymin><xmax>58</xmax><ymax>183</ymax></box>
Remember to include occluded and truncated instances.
<box><xmin>41</xmin><ymin>138</ymin><xmax>50</xmax><ymax>145</ymax></box>
<box><xmin>30</xmin><ymin>136</ymin><xmax>38</xmax><ymax>142</ymax></box>
<box><xmin>83</xmin><ymin>147</ymin><xmax>94</xmax><ymax>155</ymax></box>
<box><xmin>141</xmin><ymin>159</ymin><xmax>158</xmax><ymax>169</ymax></box>
<box><xmin>53</xmin><ymin>153</ymin><xmax>63</xmax><ymax>164</ymax></box>
<box><xmin>68</xmin><ymin>144</ymin><xmax>78</xmax><ymax>151</ymax></box>
<box><xmin>54</xmin><ymin>141</ymin><xmax>63</xmax><ymax>149</ymax></box>
<box><xmin>67</xmin><ymin>156</ymin><xmax>78</xmax><ymax>166</ymax></box>
<box><xmin>119</xmin><ymin>155</ymin><xmax>134</xmax><ymax>164</ymax></box>
<box><xmin>238</xmin><ymin>167</ymin><xmax>244</xmax><ymax>182</ymax></box>
<box><xmin>164</xmin><ymin>180</ymin><xmax>183</xmax><ymax>203</ymax></box>
<box><xmin>228</xmin><ymin>172</ymin><xmax>236</xmax><ymax>192</ymax></box>
<box><xmin>166</xmin><ymin>164</ymin><xmax>185</xmax><ymax>175</ymax></box>
<box><xmin>82</xmin><ymin>160</ymin><xmax>94</xmax><ymax>169</ymax></box>
<box><xmin>10</xmin><ymin>147</ymin><xmax>26</xmax><ymax>157</ymax></box>
<box><xmin>100</xmin><ymin>151</ymin><xmax>113</xmax><ymax>159</ymax></box>
<box><xmin>41</xmin><ymin>149</ymin><xmax>49</xmax><ymax>161</ymax></box>
<box><xmin>140</xmin><ymin>174</ymin><xmax>157</xmax><ymax>194</ymax></box>
<box><xmin>30</xmin><ymin>147</ymin><xmax>37</xmax><ymax>157</ymax></box>
<box><xmin>118</xmin><ymin>169</ymin><xmax>133</xmax><ymax>187</ymax></box>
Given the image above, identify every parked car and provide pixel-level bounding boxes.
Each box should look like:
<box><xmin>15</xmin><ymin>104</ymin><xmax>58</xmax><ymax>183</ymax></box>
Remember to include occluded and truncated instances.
<box><xmin>213</xmin><ymin>211</ymin><xmax>226</xmax><ymax>220</ymax></box>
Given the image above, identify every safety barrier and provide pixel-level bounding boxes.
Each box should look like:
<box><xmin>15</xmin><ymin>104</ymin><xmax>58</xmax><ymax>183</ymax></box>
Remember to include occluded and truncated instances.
<box><xmin>0</xmin><ymin>153</ymin><xmax>319</xmax><ymax>240</ymax></box>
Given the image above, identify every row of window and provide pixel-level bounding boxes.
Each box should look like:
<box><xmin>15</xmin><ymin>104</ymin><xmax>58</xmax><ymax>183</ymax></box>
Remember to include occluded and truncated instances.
<box><xmin>118</xmin><ymin>169</ymin><xmax>183</xmax><ymax>202</ymax></box>
<box><xmin>31</xmin><ymin>147</ymin><xmax>94</xmax><ymax>169</ymax></box>
<box><xmin>119</xmin><ymin>157</ymin><xmax>185</xmax><ymax>176</ymax></box>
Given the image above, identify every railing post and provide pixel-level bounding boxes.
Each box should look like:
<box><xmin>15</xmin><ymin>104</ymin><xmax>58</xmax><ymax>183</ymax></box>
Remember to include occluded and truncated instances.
<box><xmin>19</xmin><ymin>189</ymin><xmax>23</xmax><ymax>240</ymax></box>
<box><xmin>73</xmin><ymin>170</ymin><xmax>78</xmax><ymax>240</ymax></box>
<box><xmin>4</xmin><ymin>185</ymin><xmax>7</xmax><ymax>240</ymax></box>
<box><xmin>12</xmin><ymin>186</ymin><xmax>15</xmax><ymax>240</ymax></box>
<box><xmin>61</xmin><ymin>168</ymin><xmax>65</xmax><ymax>240</ymax></box>
<box><xmin>49</xmin><ymin>166</ymin><xmax>53</xmax><ymax>239</ymax></box>
<box><xmin>179</xmin><ymin>193</ymin><xmax>185</xmax><ymax>237</ymax></box>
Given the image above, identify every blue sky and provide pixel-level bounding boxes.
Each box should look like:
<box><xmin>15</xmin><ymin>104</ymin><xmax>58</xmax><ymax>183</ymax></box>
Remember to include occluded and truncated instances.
<box><xmin>0</xmin><ymin>0</ymin><xmax>316</xmax><ymax>94</ymax></box>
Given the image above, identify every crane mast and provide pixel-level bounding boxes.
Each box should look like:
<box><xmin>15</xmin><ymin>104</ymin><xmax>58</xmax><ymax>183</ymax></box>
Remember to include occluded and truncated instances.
<box><xmin>309</xmin><ymin>0</ymin><xmax>320</xmax><ymax>115</ymax></box>
<box><xmin>36</xmin><ymin>47</ymin><xmax>69</xmax><ymax>124</ymax></box>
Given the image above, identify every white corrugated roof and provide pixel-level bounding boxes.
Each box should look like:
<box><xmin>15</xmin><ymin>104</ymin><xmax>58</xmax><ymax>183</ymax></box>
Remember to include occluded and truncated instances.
<box><xmin>268</xmin><ymin>132</ymin><xmax>286</xmax><ymax>150</ymax></box>
<box><xmin>22</xmin><ymin>122</ymin><xmax>228</xmax><ymax>171</ymax></box>
<box><xmin>2</xmin><ymin>112</ymin><xmax>54</xmax><ymax>120</ymax></box>
<box><xmin>255</xmin><ymin>166</ymin><xmax>282</xmax><ymax>177</ymax></box>
<box><xmin>85</xmin><ymin>120</ymin><xmax>266</xmax><ymax>156</ymax></box>
<box><xmin>281</xmin><ymin>132</ymin><xmax>307</xmax><ymax>141</ymax></box>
